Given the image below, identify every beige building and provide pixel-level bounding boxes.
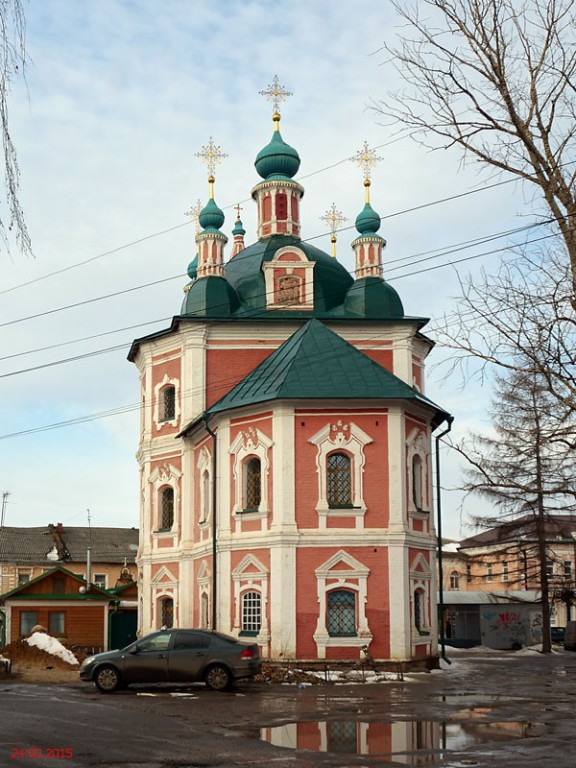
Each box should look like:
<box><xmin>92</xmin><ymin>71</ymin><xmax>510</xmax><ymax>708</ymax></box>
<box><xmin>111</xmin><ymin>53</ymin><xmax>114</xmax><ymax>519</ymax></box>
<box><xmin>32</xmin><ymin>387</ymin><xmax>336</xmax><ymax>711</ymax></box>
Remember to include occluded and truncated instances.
<box><xmin>441</xmin><ymin>515</ymin><xmax>576</xmax><ymax>627</ymax></box>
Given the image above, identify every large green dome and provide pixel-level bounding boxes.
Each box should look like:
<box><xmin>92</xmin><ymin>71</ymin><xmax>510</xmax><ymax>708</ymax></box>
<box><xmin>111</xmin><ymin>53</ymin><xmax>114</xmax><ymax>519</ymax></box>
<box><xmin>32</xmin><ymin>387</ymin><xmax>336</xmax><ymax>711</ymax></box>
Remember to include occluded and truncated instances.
<box><xmin>255</xmin><ymin>130</ymin><xmax>301</xmax><ymax>180</ymax></box>
<box><xmin>355</xmin><ymin>202</ymin><xmax>381</xmax><ymax>234</ymax></box>
<box><xmin>199</xmin><ymin>198</ymin><xmax>225</xmax><ymax>231</ymax></box>
<box><xmin>344</xmin><ymin>276</ymin><xmax>404</xmax><ymax>319</ymax></box>
<box><xmin>225</xmin><ymin>235</ymin><xmax>352</xmax><ymax>315</ymax></box>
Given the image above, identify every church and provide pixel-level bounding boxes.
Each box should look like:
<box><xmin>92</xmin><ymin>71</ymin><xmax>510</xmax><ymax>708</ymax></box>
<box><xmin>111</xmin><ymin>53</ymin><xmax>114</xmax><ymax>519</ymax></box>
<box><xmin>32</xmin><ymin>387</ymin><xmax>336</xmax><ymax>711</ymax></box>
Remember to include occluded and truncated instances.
<box><xmin>128</xmin><ymin>78</ymin><xmax>451</xmax><ymax>663</ymax></box>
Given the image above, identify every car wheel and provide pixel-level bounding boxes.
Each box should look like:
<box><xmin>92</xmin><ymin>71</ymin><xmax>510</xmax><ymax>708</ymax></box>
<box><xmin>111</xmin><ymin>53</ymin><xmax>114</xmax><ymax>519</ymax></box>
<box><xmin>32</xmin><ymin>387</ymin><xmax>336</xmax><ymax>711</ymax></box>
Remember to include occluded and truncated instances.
<box><xmin>94</xmin><ymin>665</ymin><xmax>122</xmax><ymax>693</ymax></box>
<box><xmin>204</xmin><ymin>664</ymin><xmax>232</xmax><ymax>691</ymax></box>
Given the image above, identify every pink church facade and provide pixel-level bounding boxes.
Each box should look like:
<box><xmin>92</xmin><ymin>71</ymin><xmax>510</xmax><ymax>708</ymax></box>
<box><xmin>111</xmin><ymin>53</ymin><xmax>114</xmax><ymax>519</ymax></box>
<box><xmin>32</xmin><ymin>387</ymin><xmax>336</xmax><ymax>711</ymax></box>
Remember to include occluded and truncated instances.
<box><xmin>129</xmin><ymin>99</ymin><xmax>450</xmax><ymax>664</ymax></box>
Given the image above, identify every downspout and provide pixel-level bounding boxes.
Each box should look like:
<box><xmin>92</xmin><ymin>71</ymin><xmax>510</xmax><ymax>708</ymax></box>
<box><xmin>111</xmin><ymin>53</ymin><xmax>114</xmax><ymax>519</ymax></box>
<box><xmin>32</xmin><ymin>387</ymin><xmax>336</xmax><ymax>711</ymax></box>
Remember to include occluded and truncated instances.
<box><xmin>435</xmin><ymin>416</ymin><xmax>454</xmax><ymax>664</ymax></box>
<box><xmin>203</xmin><ymin>415</ymin><xmax>218</xmax><ymax>631</ymax></box>
<box><xmin>108</xmin><ymin>599</ymin><xmax>120</xmax><ymax>651</ymax></box>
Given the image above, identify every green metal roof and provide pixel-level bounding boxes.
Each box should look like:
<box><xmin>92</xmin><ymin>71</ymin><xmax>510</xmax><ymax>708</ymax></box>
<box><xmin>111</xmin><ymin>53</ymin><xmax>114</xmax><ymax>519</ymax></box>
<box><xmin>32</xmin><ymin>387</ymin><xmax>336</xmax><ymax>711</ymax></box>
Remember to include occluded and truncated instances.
<box><xmin>205</xmin><ymin>318</ymin><xmax>450</xmax><ymax>427</ymax></box>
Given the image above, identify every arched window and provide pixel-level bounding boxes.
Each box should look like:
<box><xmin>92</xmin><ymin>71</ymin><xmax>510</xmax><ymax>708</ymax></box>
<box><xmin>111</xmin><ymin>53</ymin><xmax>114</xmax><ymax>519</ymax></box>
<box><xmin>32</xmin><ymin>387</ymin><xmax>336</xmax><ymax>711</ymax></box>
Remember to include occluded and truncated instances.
<box><xmin>414</xmin><ymin>588</ymin><xmax>425</xmax><ymax>632</ymax></box>
<box><xmin>201</xmin><ymin>470</ymin><xmax>211</xmax><ymax>522</ymax></box>
<box><xmin>244</xmin><ymin>457</ymin><xmax>261</xmax><ymax>511</ymax></box>
<box><xmin>161</xmin><ymin>597</ymin><xmax>174</xmax><ymax>628</ymax></box>
<box><xmin>161</xmin><ymin>385</ymin><xmax>176</xmax><ymax>421</ymax></box>
<box><xmin>327</xmin><ymin>452</ymin><xmax>352</xmax><ymax>507</ymax></box>
<box><xmin>241</xmin><ymin>590</ymin><xmax>262</xmax><ymax>634</ymax></box>
<box><xmin>450</xmin><ymin>571</ymin><xmax>460</xmax><ymax>590</ymax></box>
<box><xmin>201</xmin><ymin>593</ymin><xmax>210</xmax><ymax>629</ymax></box>
<box><xmin>412</xmin><ymin>454</ymin><xmax>423</xmax><ymax>509</ymax></box>
<box><xmin>160</xmin><ymin>487</ymin><xmax>174</xmax><ymax>530</ymax></box>
<box><xmin>327</xmin><ymin>589</ymin><xmax>356</xmax><ymax>636</ymax></box>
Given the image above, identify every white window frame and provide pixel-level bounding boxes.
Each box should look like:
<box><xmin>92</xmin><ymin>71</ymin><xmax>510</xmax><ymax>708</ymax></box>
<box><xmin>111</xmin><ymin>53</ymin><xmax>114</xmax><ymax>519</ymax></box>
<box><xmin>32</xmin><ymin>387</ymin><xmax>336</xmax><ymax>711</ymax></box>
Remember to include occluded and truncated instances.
<box><xmin>406</xmin><ymin>428</ymin><xmax>430</xmax><ymax>514</ymax></box>
<box><xmin>230</xmin><ymin>427</ymin><xmax>273</xmax><ymax>518</ymax></box>
<box><xmin>153</xmin><ymin>374</ymin><xmax>180</xmax><ymax>430</ymax></box>
<box><xmin>262</xmin><ymin>246</ymin><xmax>315</xmax><ymax>310</ymax></box>
<box><xmin>313</xmin><ymin>550</ymin><xmax>372</xmax><ymax>658</ymax></box>
<box><xmin>149</xmin><ymin>463</ymin><xmax>182</xmax><ymax>536</ymax></box>
<box><xmin>232</xmin><ymin>554</ymin><xmax>270</xmax><ymax>642</ymax></box>
<box><xmin>410</xmin><ymin>553</ymin><xmax>432</xmax><ymax>640</ymax></box>
<box><xmin>197</xmin><ymin>560</ymin><xmax>211</xmax><ymax>629</ymax></box>
<box><xmin>197</xmin><ymin>447</ymin><xmax>212</xmax><ymax>526</ymax></box>
<box><xmin>309</xmin><ymin>421</ymin><xmax>372</xmax><ymax>529</ymax></box>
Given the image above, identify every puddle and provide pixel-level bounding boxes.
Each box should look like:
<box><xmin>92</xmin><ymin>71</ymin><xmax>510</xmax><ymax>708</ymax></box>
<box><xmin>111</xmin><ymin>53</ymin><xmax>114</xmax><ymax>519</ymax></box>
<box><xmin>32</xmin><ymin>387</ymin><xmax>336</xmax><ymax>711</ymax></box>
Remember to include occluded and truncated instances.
<box><xmin>259</xmin><ymin>718</ymin><xmax>546</xmax><ymax>762</ymax></box>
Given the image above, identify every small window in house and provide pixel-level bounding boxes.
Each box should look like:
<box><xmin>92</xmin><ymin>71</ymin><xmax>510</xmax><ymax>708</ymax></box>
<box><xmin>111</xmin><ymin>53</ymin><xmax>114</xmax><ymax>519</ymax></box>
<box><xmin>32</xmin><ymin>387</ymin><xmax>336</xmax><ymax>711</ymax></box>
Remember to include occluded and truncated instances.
<box><xmin>564</xmin><ymin>561</ymin><xmax>572</xmax><ymax>579</ymax></box>
<box><xmin>160</xmin><ymin>487</ymin><xmax>174</xmax><ymax>530</ymax></box>
<box><xmin>49</xmin><ymin>611</ymin><xmax>65</xmax><ymax>635</ymax></box>
<box><xmin>161</xmin><ymin>597</ymin><xmax>174</xmax><ymax>628</ymax></box>
<box><xmin>161</xmin><ymin>385</ymin><xmax>176</xmax><ymax>421</ymax></box>
<box><xmin>502</xmin><ymin>562</ymin><xmax>509</xmax><ymax>582</ymax></box>
<box><xmin>241</xmin><ymin>590</ymin><xmax>262</xmax><ymax>634</ymax></box>
<box><xmin>327</xmin><ymin>452</ymin><xmax>352</xmax><ymax>507</ymax></box>
<box><xmin>546</xmin><ymin>559</ymin><xmax>554</xmax><ymax>578</ymax></box>
<box><xmin>244</xmin><ymin>457</ymin><xmax>261</xmax><ymax>511</ymax></box>
<box><xmin>486</xmin><ymin>563</ymin><xmax>493</xmax><ymax>582</ymax></box>
<box><xmin>449</xmin><ymin>571</ymin><xmax>460</xmax><ymax>589</ymax></box>
<box><xmin>93</xmin><ymin>574</ymin><xmax>106</xmax><ymax>590</ymax></box>
<box><xmin>327</xmin><ymin>589</ymin><xmax>356</xmax><ymax>636</ymax></box>
<box><xmin>466</xmin><ymin>564</ymin><xmax>472</xmax><ymax>583</ymax></box>
<box><xmin>17</xmin><ymin>572</ymin><xmax>31</xmax><ymax>586</ymax></box>
<box><xmin>52</xmin><ymin>574</ymin><xmax>66</xmax><ymax>594</ymax></box>
<box><xmin>20</xmin><ymin>611</ymin><xmax>38</xmax><ymax>635</ymax></box>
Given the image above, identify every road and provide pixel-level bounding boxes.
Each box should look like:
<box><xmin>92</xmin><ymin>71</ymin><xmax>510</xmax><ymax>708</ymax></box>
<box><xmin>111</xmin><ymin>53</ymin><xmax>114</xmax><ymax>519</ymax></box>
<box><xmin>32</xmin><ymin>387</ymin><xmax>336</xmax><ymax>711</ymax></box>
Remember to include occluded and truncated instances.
<box><xmin>1</xmin><ymin>648</ymin><xmax>576</xmax><ymax>767</ymax></box>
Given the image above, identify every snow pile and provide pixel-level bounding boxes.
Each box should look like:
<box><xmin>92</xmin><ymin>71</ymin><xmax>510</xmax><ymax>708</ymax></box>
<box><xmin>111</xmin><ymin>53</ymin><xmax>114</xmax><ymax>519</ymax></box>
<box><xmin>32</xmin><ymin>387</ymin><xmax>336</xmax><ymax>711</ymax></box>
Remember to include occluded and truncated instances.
<box><xmin>25</xmin><ymin>632</ymin><xmax>78</xmax><ymax>666</ymax></box>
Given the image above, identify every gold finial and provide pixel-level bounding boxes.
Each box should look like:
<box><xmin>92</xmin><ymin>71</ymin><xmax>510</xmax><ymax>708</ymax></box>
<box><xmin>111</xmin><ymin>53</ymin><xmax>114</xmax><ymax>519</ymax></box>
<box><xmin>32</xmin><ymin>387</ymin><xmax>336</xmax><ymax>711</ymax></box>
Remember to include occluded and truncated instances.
<box><xmin>351</xmin><ymin>142</ymin><xmax>383</xmax><ymax>204</ymax></box>
<box><xmin>185</xmin><ymin>199</ymin><xmax>203</xmax><ymax>234</ymax></box>
<box><xmin>320</xmin><ymin>203</ymin><xmax>347</xmax><ymax>258</ymax></box>
<box><xmin>259</xmin><ymin>75</ymin><xmax>293</xmax><ymax>128</ymax></box>
<box><xmin>195</xmin><ymin>137</ymin><xmax>227</xmax><ymax>199</ymax></box>
<box><xmin>234</xmin><ymin>203</ymin><xmax>243</xmax><ymax>221</ymax></box>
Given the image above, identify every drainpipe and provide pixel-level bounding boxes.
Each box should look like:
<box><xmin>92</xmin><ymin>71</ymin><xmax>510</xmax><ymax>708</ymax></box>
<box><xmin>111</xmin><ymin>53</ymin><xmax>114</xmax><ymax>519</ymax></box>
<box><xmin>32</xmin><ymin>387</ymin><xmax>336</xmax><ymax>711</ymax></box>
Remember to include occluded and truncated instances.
<box><xmin>435</xmin><ymin>416</ymin><xmax>454</xmax><ymax>664</ymax></box>
<box><xmin>0</xmin><ymin>608</ymin><xmax>6</xmax><ymax>648</ymax></box>
<box><xmin>203</xmin><ymin>415</ymin><xmax>218</xmax><ymax>631</ymax></box>
<box><xmin>108</xmin><ymin>599</ymin><xmax>120</xmax><ymax>651</ymax></box>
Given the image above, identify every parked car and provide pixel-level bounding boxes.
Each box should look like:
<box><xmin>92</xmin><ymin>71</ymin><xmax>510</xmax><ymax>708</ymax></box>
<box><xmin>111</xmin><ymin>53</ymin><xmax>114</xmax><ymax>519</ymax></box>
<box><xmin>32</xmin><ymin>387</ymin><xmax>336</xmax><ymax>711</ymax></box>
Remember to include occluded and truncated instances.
<box><xmin>551</xmin><ymin>626</ymin><xmax>566</xmax><ymax>644</ymax></box>
<box><xmin>565</xmin><ymin>621</ymin><xmax>576</xmax><ymax>651</ymax></box>
<box><xmin>79</xmin><ymin>628</ymin><xmax>261</xmax><ymax>692</ymax></box>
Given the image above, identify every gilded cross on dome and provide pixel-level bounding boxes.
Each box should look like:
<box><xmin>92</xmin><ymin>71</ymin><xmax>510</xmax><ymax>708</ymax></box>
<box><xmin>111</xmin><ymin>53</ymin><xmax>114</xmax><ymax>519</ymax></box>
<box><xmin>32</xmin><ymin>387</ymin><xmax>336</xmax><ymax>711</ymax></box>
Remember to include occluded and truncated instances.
<box><xmin>351</xmin><ymin>141</ymin><xmax>383</xmax><ymax>182</ymax></box>
<box><xmin>195</xmin><ymin>137</ymin><xmax>228</xmax><ymax>178</ymax></box>
<box><xmin>234</xmin><ymin>203</ymin><xmax>243</xmax><ymax>221</ymax></box>
<box><xmin>259</xmin><ymin>75</ymin><xmax>293</xmax><ymax>115</ymax></box>
<box><xmin>320</xmin><ymin>203</ymin><xmax>347</xmax><ymax>258</ymax></box>
<box><xmin>184</xmin><ymin>199</ymin><xmax>203</xmax><ymax>234</ymax></box>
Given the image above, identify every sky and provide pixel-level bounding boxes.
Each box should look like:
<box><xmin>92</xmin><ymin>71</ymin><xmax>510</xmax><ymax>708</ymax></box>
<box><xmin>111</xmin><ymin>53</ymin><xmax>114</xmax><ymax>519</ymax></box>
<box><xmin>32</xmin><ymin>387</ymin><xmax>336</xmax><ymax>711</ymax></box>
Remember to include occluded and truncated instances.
<box><xmin>0</xmin><ymin>0</ymin><xmax>533</xmax><ymax>538</ymax></box>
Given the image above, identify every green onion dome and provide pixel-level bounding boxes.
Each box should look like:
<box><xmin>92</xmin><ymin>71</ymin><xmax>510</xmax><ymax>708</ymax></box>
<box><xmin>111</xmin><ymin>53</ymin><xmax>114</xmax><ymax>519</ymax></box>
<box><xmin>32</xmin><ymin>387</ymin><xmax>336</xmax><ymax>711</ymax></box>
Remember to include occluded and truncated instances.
<box><xmin>255</xmin><ymin>124</ymin><xmax>301</xmax><ymax>180</ymax></box>
<box><xmin>232</xmin><ymin>218</ymin><xmax>246</xmax><ymax>237</ymax></box>
<box><xmin>199</xmin><ymin>198</ymin><xmax>225</xmax><ymax>231</ymax></box>
<box><xmin>355</xmin><ymin>202</ymin><xmax>381</xmax><ymax>235</ymax></box>
<box><xmin>187</xmin><ymin>254</ymin><xmax>198</xmax><ymax>281</ymax></box>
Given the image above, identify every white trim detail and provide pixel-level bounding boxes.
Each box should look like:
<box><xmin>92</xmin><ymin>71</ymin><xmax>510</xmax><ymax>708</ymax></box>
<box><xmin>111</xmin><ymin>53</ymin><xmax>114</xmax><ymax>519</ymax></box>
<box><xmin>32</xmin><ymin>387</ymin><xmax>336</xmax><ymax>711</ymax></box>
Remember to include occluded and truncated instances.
<box><xmin>197</xmin><ymin>560</ymin><xmax>211</xmax><ymax>629</ymax></box>
<box><xmin>230</xmin><ymin>427</ymin><xmax>273</xmax><ymax>518</ymax></box>
<box><xmin>262</xmin><ymin>246</ymin><xmax>315</xmax><ymax>310</ymax></box>
<box><xmin>196</xmin><ymin>446</ymin><xmax>212</xmax><ymax>526</ymax></box>
<box><xmin>313</xmin><ymin>550</ymin><xmax>372</xmax><ymax>658</ymax></box>
<box><xmin>231</xmin><ymin>554</ymin><xmax>270</xmax><ymax>642</ymax></box>
<box><xmin>149</xmin><ymin>462</ymin><xmax>182</xmax><ymax>535</ymax></box>
<box><xmin>406</xmin><ymin>428</ymin><xmax>430</xmax><ymax>514</ymax></box>
<box><xmin>410</xmin><ymin>552</ymin><xmax>432</xmax><ymax>641</ymax></box>
<box><xmin>309</xmin><ymin>421</ymin><xmax>373</xmax><ymax>529</ymax></box>
<box><xmin>153</xmin><ymin>374</ymin><xmax>180</xmax><ymax>430</ymax></box>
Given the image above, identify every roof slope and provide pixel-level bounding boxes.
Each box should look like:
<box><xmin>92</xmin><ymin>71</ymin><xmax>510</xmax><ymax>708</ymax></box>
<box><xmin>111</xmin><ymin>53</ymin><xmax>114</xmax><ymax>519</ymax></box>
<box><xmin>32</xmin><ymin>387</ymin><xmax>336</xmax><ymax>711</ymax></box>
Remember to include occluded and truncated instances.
<box><xmin>0</xmin><ymin>526</ymin><xmax>138</xmax><ymax>564</ymax></box>
<box><xmin>205</xmin><ymin>319</ymin><xmax>449</xmax><ymax>426</ymax></box>
<box><xmin>458</xmin><ymin>514</ymin><xmax>576</xmax><ymax>550</ymax></box>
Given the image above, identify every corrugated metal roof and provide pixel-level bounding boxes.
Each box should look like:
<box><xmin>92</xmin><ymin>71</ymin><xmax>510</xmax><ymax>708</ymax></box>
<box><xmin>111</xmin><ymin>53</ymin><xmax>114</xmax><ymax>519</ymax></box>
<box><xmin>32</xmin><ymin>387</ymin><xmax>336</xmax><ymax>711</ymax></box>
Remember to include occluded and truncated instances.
<box><xmin>205</xmin><ymin>319</ymin><xmax>450</xmax><ymax>426</ymax></box>
<box><xmin>0</xmin><ymin>526</ymin><xmax>138</xmax><ymax>564</ymax></box>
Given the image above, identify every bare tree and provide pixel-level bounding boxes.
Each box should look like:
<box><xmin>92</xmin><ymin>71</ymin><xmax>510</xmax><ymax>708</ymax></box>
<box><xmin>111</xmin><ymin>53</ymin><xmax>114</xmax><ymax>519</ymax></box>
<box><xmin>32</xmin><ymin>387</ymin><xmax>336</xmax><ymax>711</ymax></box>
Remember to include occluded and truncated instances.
<box><xmin>0</xmin><ymin>0</ymin><xmax>30</xmax><ymax>256</ymax></box>
<box><xmin>433</xmin><ymin>248</ymin><xmax>576</xmax><ymax>412</ymax></box>
<box><xmin>452</xmin><ymin>364</ymin><xmax>576</xmax><ymax>652</ymax></box>
<box><xmin>381</xmin><ymin>0</ymin><xmax>576</xmax><ymax>296</ymax></box>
